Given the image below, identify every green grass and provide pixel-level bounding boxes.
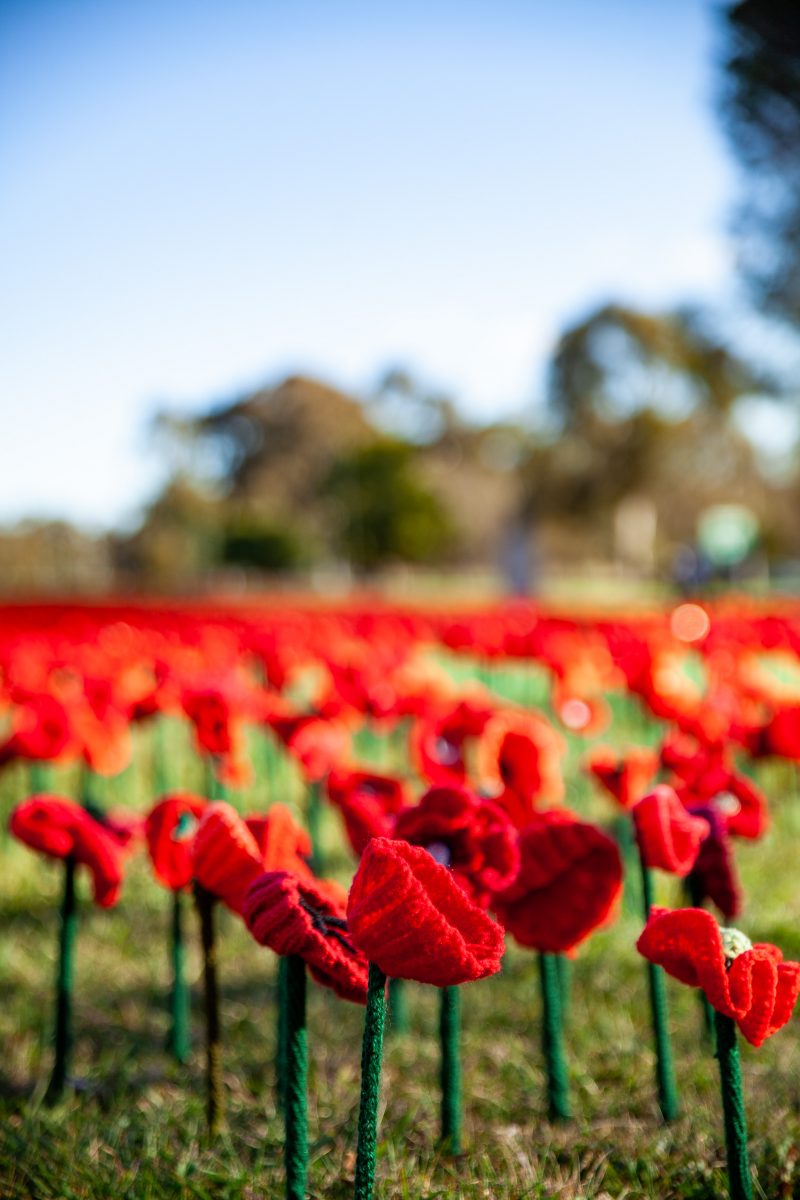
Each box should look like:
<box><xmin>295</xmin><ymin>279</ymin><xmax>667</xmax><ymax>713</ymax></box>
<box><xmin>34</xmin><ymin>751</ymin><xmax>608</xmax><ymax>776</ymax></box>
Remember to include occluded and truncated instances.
<box><xmin>3</xmin><ymin>669</ymin><xmax>800</xmax><ymax>1198</ymax></box>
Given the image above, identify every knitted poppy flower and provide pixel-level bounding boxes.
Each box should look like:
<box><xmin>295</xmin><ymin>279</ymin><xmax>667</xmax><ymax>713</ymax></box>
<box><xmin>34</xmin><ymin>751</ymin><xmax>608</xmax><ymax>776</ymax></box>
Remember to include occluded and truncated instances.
<box><xmin>391</xmin><ymin>784</ymin><xmax>519</xmax><ymax>906</ymax></box>
<box><xmin>9</xmin><ymin>794</ymin><xmax>126</xmax><ymax>907</ymax></box>
<box><xmin>631</xmin><ymin>785</ymin><xmax>707</xmax><ymax>877</ymax></box>
<box><xmin>347</xmin><ymin>837</ymin><xmax>505</xmax><ymax>986</ymax></box>
<box><xmin>145</xmin><ymin>792</ymin><xmax>208</xmax><ymax>891</ymax></box>
<box><xmin>244</xmin><ymin>870</ymin><xmax>368</xmax><ymax>1003</ymax></box>
<box><xmin>410</xmin><ymin>698</ymin><xmax>492</xmax><ymax>787</ymax></box>
<box><xmin>286</xmin><ymin>718</ymin><xmax>351</xmax><ymax>782</ymax></box>
<box><xmin>637</xmin><ymin>907</ymin><xmax>800</xmax><ymax>1047</ymax></box>
<box><xmin>327</xmin><ymin>768</ymin><xmax>408</xmax><ymax>855</ymax></box>
<box><xmin>585</xmin><ymin>745</ymin><xmax>659</xmax><ymax>811</ymax></box>
<box><xmin>491</xmin><ymin>810</ymin><xmax>623</xmax><ymax>954</ymax></box>
<box><xmin>0</xmin><ymin>692</ymin><xmax>78</xmax><ymax>767</ymax></box>
<box><xmin>476</xmin><ymin>709</ymin><xmax>565</xmax><ymax>826</ymax></box>
<box><xmin>191</xmin><ymin>801</ymin><xmax>264</xmax><ymax>914</ymax></box>
<box><xmin>246</xmin><ymin>803</ymin><xmax>313</xmax><ymax>875</ymax></box>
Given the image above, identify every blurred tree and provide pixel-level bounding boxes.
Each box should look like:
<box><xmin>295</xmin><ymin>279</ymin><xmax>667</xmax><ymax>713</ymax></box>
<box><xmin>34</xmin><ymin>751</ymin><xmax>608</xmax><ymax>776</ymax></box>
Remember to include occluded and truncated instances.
<box><xmin>369</xmin><ymin>366</ymin><xmax>463</xmax><ymax>444</ymax></box>
<box><xmin>320</xmin><ymin>438</ymin><xmax>455</xmax><ymax>571</ymax></box>
<box><xmin>221</xmin><ymin>516</ymin><xmax>307</xmax><ymax>572</ymax></box>
<box><xmin>719</xmin><ymin>1</ymin><xmax>800</xmax><ymax>325</ymax></box>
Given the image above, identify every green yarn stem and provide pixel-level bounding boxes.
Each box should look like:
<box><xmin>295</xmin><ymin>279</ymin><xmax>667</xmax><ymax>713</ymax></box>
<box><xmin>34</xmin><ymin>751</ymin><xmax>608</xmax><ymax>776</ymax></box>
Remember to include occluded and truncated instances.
<box><xmin>685</xmin><ymin>874</ymin><xmax>716</xmax><ymax>1042</ymax></box>
<box><xmin>638</xmin><ymin>855</ymin><xmax>679</xmax><ymax>1122</ymax></box>
<box><xmin>168</xmin><ymin>889</ymin><xmax>190</xmax><ymax>1065</ymax></box>
<box><xmin>354</xmin><ymin>963</ymin><xmax>387</xmax><ymax>1200</ymax></box>
<box><xmin>439</xmin><ymin>985</ymin><xmax>462</xmax><ymax>1154</ymax></box>
<box><xmin>388</xmin><ymin>978</ymin><xmax>409</xmax><ymax>1035</ymax></box>
<box><xmin>81</xmin><ymin>765</ymin><xmax>106</xmax><ymax>818</ymax></box>
<box><xmin>276</xmin><ymin>954</ymin><xmax>289</xmax><ymax>1113</ymax></box>
<box><xmin>713</xmin><ymin>1010</ymin><xmax>753</xmax><ymax>1200</ymax></box>
<box><xmin>284</xmin><ymin>955</ymin><xmax>308</xmax><ymax>1200</ymax></box>
<box><xmin>153</xmin><ymin>717</ymin><xmax>170</xmax><ymax>796</ymax></box>
<box><xmin>307</xmin><ymin>781</ymin><xmax>324</xmax><ymax>875</ymax></box>
<box><xmin>29</xmin><ymin>761</ymin><xmax>53</xmax><ymax>792</ymax></box>
<box><xmin>47</xmin><ymin>855</ymin><xmax>77</xmax><ymax>1101</ymax></box>
<box><xmin>555</xmin><ymin>954</ymin><xmax>571</xmax><ymax>1024</ymax></box>
<box><xmin>612</xmin><ymin>815</ymin><xmax>639</xmax><ymax>915</ymax></box>
<box><xmin>538</xmin><ymin>952</ymin><xmax>571</xmax><ymax>1121</ymax></box>
<box><xmin>195</xmin><ymin>883</ymin><xmax>223</xmax><ymax>1135</ymax></box>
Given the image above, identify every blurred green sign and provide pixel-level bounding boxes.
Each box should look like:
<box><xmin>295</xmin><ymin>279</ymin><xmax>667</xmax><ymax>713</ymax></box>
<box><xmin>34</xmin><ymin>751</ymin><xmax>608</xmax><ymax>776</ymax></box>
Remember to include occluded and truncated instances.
<box><xmin>697</xmin><ymin>504</ymin><xmax>759</xmax><ymax>567</ymax></box>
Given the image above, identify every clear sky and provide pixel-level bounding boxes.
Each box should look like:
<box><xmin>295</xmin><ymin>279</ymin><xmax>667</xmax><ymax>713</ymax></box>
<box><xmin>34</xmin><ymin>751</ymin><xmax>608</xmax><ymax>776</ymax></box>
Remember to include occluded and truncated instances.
<box><xmin>1</xmin><ymin>0</ymin><xmax>740</xmax><ymax>530</ymax></box>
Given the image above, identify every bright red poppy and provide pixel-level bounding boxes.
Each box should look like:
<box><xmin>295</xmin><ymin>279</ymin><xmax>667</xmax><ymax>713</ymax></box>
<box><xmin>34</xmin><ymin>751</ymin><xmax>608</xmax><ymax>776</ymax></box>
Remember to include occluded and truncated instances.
<box><xmin>145</xmin><ymin>792</ymin><xmax>208</xmax><ymax>890</ymax></box>
<box><xmin>243</xmin><ymin>870</ymin><xmax>368</xmax><ymax>1003</ymax></box>
<box><xmin>631</xmin><ymin>785</ymin><xmax>707</xmax><ymax>877</ymax></box>
<box><xmin>347</xmin><ymin>837</ymin><xmax>505</xmax><ymax>986</ymax></box>
<box><xmin>637</xmin><ymin>907</ymin><xmax>800</xmax><ymax>1047</ymax></box>
<box><xmin>9</xmin><ymin>794</ymin><xmax>126</xmax><ymax>907</ymax></box>
<box><xmin>476</xmin><ymin>708</ymin><xmax>565</xmax><ymax>827</ymax></box>
<box><xmin>491</xmin><ymin>810</ymin><xmax>623</xmax><ymax>954</ymax></box>
<box><xmin>190</xmin><ymin>801</ymin><xmax>264</xmax><ymax>914</ymax></box>
<box><xmin>326</xmin><ymin>768</ymin><xmax>408</xmax><ymax>855</ymax></box>
<box><xmin>585</xmin><ymin>745</ymin><xmax>659</xmax><ymax>810</ymax></box>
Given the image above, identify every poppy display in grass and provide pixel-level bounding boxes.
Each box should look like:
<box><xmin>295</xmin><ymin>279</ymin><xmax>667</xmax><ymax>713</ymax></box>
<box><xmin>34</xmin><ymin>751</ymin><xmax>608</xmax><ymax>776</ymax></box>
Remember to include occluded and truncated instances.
<box><xmin>491</xmin><ymin>809</ymin><xmax>623</xmax><ymax>1122</ymax></box>
<box><xmin>326</xmin><ymin>767</ymin><xmax>408</xmax><ymax>856</ymax></box>
<box><xmin>9</xmin><ymin>794</ymin><xmax>130</xmax><ymax>1099</ymax></box>
<box><xmin>348</xmin><ymin>838</ymin><xmax>505</xmax><ymax>1194</ymax></box>
<box><xmin>638</xmin><ymin>907</ymin><xmax>800</xmax><ymax>1200</ymax></box>
<box><xmin>391</xmin><ymin>783</ymin><xmax>519</xmax><ymax>908</ymax></box>
<box><xmin>476</xmin><ymin>708</ymin><xmax>565</xmax><ymax>828</ymax></box>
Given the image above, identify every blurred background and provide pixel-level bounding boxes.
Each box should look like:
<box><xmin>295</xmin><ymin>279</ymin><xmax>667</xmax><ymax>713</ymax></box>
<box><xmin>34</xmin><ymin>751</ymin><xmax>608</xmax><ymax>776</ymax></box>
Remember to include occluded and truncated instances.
<box><xmin>2</xmin><ymin>0</ymin><xmax>800</xmax><ymax>600</ymax></box>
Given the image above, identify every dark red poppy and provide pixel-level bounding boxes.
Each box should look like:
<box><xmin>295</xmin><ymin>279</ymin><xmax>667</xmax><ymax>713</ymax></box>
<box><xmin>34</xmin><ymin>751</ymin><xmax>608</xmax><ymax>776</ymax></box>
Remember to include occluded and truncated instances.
<box><xmin>585</xmin><ymin>745</ymin><xmax>659</xmax><ymax>811</ymax></box>
<box><xmin>631</xmin><ymin>785</ymin><xmax>707</xmax><ymax>877</ymax></box>
<box><xmin>491</xmin><ymin>810</ymin><xmax>623</xmax><ymax>954</ymax></box>
<box><xmin>326</xmin><ymin>768</ymin><xmax>408</xmax><ymax>855</ymax></box>
<box><xmin>191</xmin><ymin>801</ymin><xmax>264</xmax><ymax>914</ymax></box>
<box><xmin>9</xmin><ymin>794</ymin><xmax>126</xmax><ymax>907</ymax></box>
<box><xmin>410</xmin><ymin>697</ymin><xmax>493</xmax><ymax>787</ymax></box>
<box><xmin>145</xmin><ymin>792</ymin><xmax>208</xmax><ymax>891</ymax></box>
<box><xmin>391</xmin><ymin>784</ymin><xmax>519</xmax><ymax>906</ymax></box>
<box><xmin>243</xmin><ymin>870</ymin><xmax>368</xmax><ymax>1003</ymax></box>
<box><xmin>637</xmin><ymin>907</ymin><xmax>800</xmax><ymax>1047</ymax></box>
<box><xmin>347</xmin><ymin>837</ymin><xmax>505</xmax><ymax>986</ymax></box>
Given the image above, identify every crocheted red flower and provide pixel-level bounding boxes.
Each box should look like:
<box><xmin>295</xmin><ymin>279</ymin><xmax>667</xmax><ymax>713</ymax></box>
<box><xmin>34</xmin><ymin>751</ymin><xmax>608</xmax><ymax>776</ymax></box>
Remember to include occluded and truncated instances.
<box><xmin>410</xmin><ymin>698</ymin><xmax>492</xmax><ymax>787</ymax></box>
<box><xmin>491</xmin><ymin>810</ymin><xmax>623</xmax><ymax>954</ymax></box>
<box><xmin>585</xmin><ymin>745</ymin><xmax>659</xmax><ymax>810</ymax></box>
<box><xmin>327</xmin><ymin>768</ymin><xmax>408</xmax><ymax>855</ymax></box>
<box><xmin>9</xmin><ymin>794</ymin><xmax>126</xmax><ymax>907</ymax></box>
<box><xmin>346</xmin><ymin>837</ymin><xmax>505</xmax><ymax>986</ymax></box>
<box><xmin>244</xmin><ymin>870</ymin><xmax>368</xmax><ymax>1003</ymax></box>
<box><xmin>0</xmin><ymin>692</ymin><xmax>78</xmax><ymax>766</ymax></box>
<box><xmin>145</xmin><ymin>792</ymin><xmax>208</xmax><ymax>891</ymax></box>
<box><xmin>476</xmin><ymin>709</ymin><xmax>565</xmax><ymax>827</ymax></box>
<box><xmin>637</xmin><ymin>907</ymin><xmax>800</xmax><ymax>1046</ymax></box>
<box><xmin>191</xmin><ymin>801</ymin><xmax>264</xmax><ymax>914</ymax></box>
<box><xmin>246</xmin><ymin>803</ymin><xmax>314</xmax><ymax>876</ymax></box>
<box><xmin>631</xmin><ymin>785</ymin><xmax>707</xmax><ymax>877</ymax></box>
<box><xmin>391</xmin><ymin>784</ymin><xmax>519</xmax><ymax>906</ymax></box>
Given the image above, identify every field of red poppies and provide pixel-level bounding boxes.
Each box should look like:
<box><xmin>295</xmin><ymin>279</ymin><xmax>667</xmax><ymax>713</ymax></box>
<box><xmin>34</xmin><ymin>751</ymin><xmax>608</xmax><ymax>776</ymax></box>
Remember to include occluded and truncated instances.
<box><xmin>3</xmin><ymin>596</ymin><xmax>800</xmax><ymax>1199</ymax></box>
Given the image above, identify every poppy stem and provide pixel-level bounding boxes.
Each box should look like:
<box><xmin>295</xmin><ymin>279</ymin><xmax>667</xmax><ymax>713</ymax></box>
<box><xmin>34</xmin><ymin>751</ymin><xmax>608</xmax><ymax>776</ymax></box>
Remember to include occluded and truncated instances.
<box><xmin>685</xmin><ymin>873</ymin><xmax>716</xmax><ymax>1043</ymax></box>
<box><xmin>713</xmin><ymin>1010</ymin><xmax>753</xmax><ymax>1200</ymax></box>
<box><xmin>439</xmin><ymin>984</ymin><xmax>462</xmax><ymax>1154</ymax></box>
<box><xmin>354</xmin><ymin>962</ymin><xmax>387</xmax><ymax>1200</ymax></box>
<box><xmin>194</xmin><ymin>882</ymin><xmax>223</xmax><ymax>1135</ymax></box>
<box><xmin>47</xmin><ymin>854</ymin><xmax>77</xmax><ymax>1102</ymax></box>
<box><xmin>276</xmin><ymin>953</ymin><xmax>289</xmax><ymax>1113</ymax></box>
<box><xmin>307</xmin><ymin>781</ymin><xmax>324</xmax><ymax>875</ymax></box>
<box><xmin>29</xmin><ymin>761</ymin><xmax>52</xmax><ymax>792</ymax></box>
<box><xmin>284</xmin><ymin>955</ymin><xmax>308</xmax><ymax>1200</ymax></box>
<box><xmin>168</xmin><ymin>888</ymin><xmax>190</xmax><ymax>1065</ymax></box>
<box><xmin>387</xmin><ymin>977</ymin><xmax>409</xmax><ymax>1034</ymax></box>
<box><xmin>555</xmin><ymin>954</ymin><xmax>571</xmax><ymax>1024</ymax></box>
<box><xmin>638</xmin><ymin>853</ymin><xmax>679</xmax><ymax>1122</ymax></box>
<box><xmin>538</xmin><ymin>952</ymin><xmax>571</xmax><ymax>1121</ymax></box>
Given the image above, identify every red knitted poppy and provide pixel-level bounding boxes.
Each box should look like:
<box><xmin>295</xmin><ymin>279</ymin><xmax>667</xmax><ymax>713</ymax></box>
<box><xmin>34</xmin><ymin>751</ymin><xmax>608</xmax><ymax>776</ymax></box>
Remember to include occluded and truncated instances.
<box><xmin>585</xmin><ymin>745</ymin><xmax>659</xmax><ymax>810</ymax></box>
<box><xmin>145</xmin><ymin>792</ymin><xmax>207</xmax><ymax>891</ymax></box>
<box><xmin>347</xmin><ymin>837</ymin><xmax>505</xmax><ymax>986</ymax></box>
<box><xmin>391</xmin><ymin>784</ymin><xmax>519</xmax><ymax>906</ymax></box>
<box><xmin>491</xmin><ymin>810</ymin><xmax>623</xmax><ymax>954</ymax></box>
<box><xmin>191</xmin><ymin>801</ymin><xmax>264</xmax><ymax>914</ymax></box>
<box><xmin>637</xmin><ymin>907</ymin><xmax>800</xmax><ymax>1046</ymax></box>
<box><xmin>246</xmin><ymin>803</ymin><xmax>313</xmax><ymax>876</ymax></box>
<box><xmin>9</xmin><ymin>794</ymin><xmax>126</xmax><ymax>907</ymax></box>
<box><xmin>632</xmin><ymin>786</ymin><xmax>707</xmax><ymax>877</ymax></box>
<box><xmin>476</xmin><ymin>709</ymin><xmax>565</xmax><ymax>824</ymax></box>
<box><xmin>244</xmin><ymin>870</ymin><xmax>368</xmax><ymax>1003</ymax></box>
<box><xmin>326</xmin><ymin>768</ymin><xmax>408</xmax><ymax>855</ymax></box>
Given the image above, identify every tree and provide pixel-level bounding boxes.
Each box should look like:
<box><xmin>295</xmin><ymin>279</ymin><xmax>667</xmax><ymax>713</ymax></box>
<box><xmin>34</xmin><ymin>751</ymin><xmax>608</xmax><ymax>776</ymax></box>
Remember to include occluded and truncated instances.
<box><xmin>320</xmin><ymin>438</ymin><xmax>454</xmax><ymax>571</ymax></box>
<box><xmin>719</xmin><ymin>1</ymin><xmax>800</xmax><ymax>325</ymax></box>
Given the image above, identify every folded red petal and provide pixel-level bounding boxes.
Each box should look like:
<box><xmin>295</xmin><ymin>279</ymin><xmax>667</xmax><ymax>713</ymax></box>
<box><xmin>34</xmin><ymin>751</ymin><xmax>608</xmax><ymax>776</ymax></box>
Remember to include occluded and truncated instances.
<box><xmin>145</xmin><ymin>792</ymin><xmax>207</xmax><ymax>890</ymax></box>
<box><xmin>632</xmin><ymin>786</ymin><xmax>707</xmax><ymax>876</ymax></box>
<box><xmin>191</xmin><ymin>801</ymin><xmax>264</xmax><ymax>913</ymax></box>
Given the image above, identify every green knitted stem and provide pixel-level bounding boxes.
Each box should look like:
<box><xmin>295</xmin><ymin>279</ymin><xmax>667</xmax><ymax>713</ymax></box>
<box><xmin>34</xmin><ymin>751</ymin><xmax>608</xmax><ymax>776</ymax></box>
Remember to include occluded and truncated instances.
<box><xmin>685</xmin><ymin>874</ymin><xmax>716</xmax><ymax>1042</ymax></box>
<box><xmin>153</xmin><ymin>717</ymin><xmax>170</xmax><ymax>796</ymax></box>
<box><xmin>47</xmin><ymin>855</ymin><xmax>77</xmax><ymax>1101</ymax></box>
<box><xmin>439</xmin><ymin>985</ymin><xmax>462</xmax><ymax>1154</ymax></box>
<box><xmin>81</xmin><ymin>765</ymin><xmax>106</xmax><ymax>818</ymax></box>
<box><xmin>639</xmin><ymin>856</ymin><xmax>679</xmax><ymax>1121</ymax></box>
<box><xmin>538</xmin><ymin>953</ymin><xmax>571</xmax><ymax>1121</ymax></box>
<box><xmin>195</xmin><ymin>884</ymin><xmax>223</xmax><ymax>1135</ymax></box>
<box><xmin>284</xmin><ymin>956</ymin><xmax>308</xmax><ymax>1200</ymax></box>
<box><xmin>388</xmin><ymin>977</ymin><xmax>409</xmax><ymax>1035</ymax></box>
<box><xmin>276</xmin><ymin>954</ymin><xmax>289</xmax><ymax>1113</ymax></box>
<box><xmin>307</xmin><ymin>781</ymin><xmax>324</xmax><ymax>875</ymax></box>
<box><xmin>29</xmin><ymin>761</ymin><xmax>52</xmax><ymax>792</ymax></box>
<box><xmin>555</xmin><ymin>954</ymin><xmax>571</xmax><ymax>1023</ymax></box>
<box><xmin>354</xmin><ymin>963</ymin><xmax>387</xmax><ymax>1200</ymax></box>
<box><xmin>168</xmin><ymin>889</ymin><xmax>190</xmax><ymax>1064</ymax></box>
<box><xmin>714</xmin><ymin>1010</ymin><xmax>753</xmax><ymax>1200</ymax></box>
<box><xmin>612</xmin><ymin>815</ymin><xmax>639</xmax><ymax>915</ymax></box>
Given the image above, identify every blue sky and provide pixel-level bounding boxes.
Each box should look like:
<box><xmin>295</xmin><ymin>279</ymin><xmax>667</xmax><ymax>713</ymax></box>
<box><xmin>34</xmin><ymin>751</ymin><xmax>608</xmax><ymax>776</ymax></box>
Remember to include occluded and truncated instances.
<box><xmin>1</xmin><ymin>0</ymin><xmax>741</xmax><ymax>529</ymax></box>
